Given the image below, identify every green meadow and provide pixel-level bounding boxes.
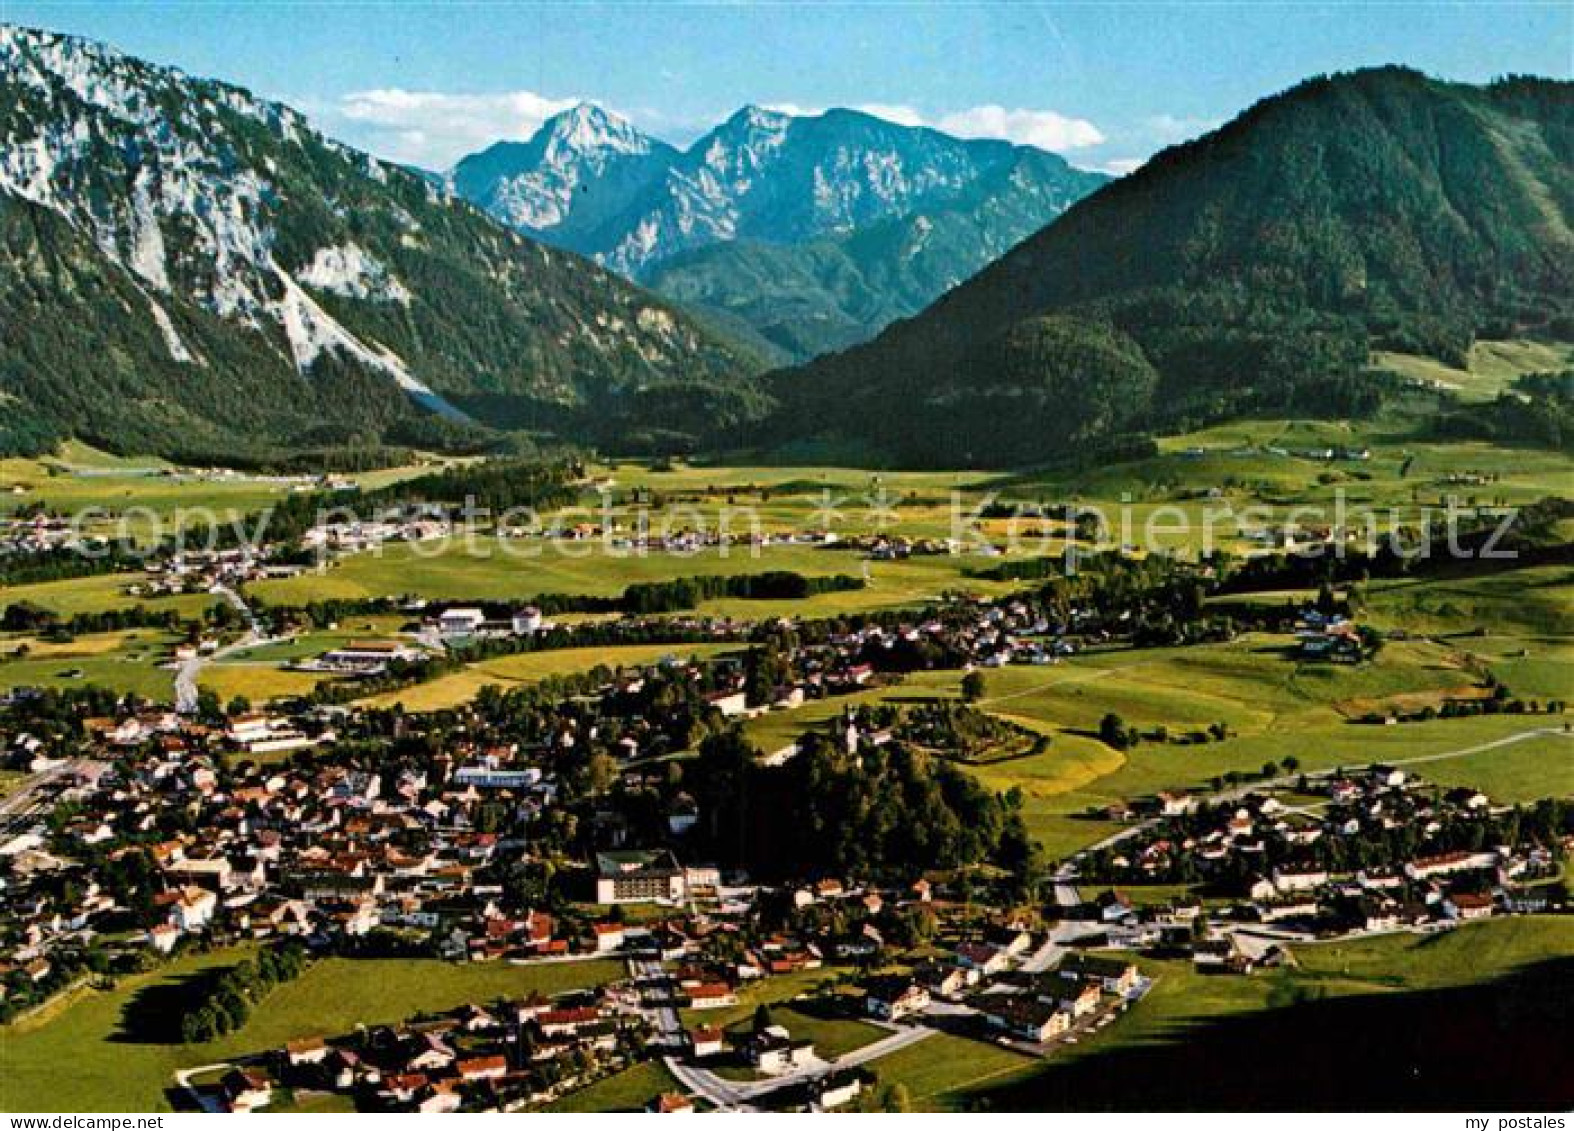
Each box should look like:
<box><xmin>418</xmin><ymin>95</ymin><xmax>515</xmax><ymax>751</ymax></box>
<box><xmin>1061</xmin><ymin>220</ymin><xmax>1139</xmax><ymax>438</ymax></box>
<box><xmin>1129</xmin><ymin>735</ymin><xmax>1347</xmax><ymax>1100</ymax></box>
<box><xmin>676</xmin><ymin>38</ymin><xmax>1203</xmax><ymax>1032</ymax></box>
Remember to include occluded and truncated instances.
<box><xmin>0</xmin><ymin>629</ymin><xmax>181</xmax><ymax>700</ymax></box>
<box><xmin>864</xmin><ymin>918</ymin><xmax>1574</xmax><ymax>1111</ymax></box>
<box><xmin>357</xmin><ymin>641</ymin><xmax>743</xmax><ymax>712</ymax></box>
<box><xmin>740</xmin><ymin>633</ymin><xmax>1569</xmax><ymax>860</ymax></box>
<box><xmin>0</xmin><ymin>951</ymin><xmax>622</xmax><ymax>1112</ymax></box>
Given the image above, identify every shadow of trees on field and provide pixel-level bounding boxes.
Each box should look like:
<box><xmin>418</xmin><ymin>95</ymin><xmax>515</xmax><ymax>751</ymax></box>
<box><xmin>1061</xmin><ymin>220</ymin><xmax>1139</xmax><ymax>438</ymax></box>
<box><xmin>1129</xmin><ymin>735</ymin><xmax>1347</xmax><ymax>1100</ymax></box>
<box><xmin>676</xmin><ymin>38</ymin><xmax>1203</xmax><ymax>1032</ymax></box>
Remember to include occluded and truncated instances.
<box><xmin>111</xmin><ymin>966</ymin><xmax>231</xmax><ymax>1045</ymax></box>
<box><xmin>960</xmin><ymin>957</ymin><xmax>1574</xmax><ymax>1111</ymax></box>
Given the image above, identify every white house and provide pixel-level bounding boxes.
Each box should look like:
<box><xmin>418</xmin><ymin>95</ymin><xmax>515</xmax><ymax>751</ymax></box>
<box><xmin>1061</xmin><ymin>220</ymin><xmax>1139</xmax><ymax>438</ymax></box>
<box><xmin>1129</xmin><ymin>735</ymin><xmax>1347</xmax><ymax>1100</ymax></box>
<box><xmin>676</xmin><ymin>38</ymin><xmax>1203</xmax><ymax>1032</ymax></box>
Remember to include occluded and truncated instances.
<box><xmin>438</xmin><ymin>608</ymin><xmax>486</xmax><ymax>636</ymax></box>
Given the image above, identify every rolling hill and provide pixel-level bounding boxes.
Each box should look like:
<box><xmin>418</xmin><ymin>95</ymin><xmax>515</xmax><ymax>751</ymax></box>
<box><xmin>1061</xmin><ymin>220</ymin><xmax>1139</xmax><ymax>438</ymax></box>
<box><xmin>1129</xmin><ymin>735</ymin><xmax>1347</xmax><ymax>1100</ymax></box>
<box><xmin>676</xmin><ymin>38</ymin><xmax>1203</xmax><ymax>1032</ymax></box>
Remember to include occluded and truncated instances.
<box><xmin>0</xmin><ymin>25</ymin><xmax>763</xmax><ymax>461</ymax></box>
<box><xmin>766</xmin><ymin>67</ymin><xmax>1574</xmax><ymax>466</ymax></box>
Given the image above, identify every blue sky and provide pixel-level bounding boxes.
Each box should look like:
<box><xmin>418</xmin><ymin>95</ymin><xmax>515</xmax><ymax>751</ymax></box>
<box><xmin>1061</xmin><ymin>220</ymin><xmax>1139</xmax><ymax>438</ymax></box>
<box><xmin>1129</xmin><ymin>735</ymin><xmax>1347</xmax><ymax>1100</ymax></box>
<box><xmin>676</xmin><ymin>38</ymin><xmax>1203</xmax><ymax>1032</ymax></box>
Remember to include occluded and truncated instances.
<box><xmin>5</xmin><ymin>1</ymin><xmax>1571</xmax><ymax>171</ymax></box>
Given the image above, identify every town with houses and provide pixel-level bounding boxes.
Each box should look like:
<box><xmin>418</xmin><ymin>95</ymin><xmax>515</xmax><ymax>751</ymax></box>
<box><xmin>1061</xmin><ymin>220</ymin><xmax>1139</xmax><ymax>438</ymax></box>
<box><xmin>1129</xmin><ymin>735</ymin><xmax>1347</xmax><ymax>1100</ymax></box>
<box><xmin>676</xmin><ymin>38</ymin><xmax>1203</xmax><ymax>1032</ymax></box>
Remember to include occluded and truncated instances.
<box><xmin>3</xmin><ymin>460</ymin><xmax>1571</xmax><ymax>1114</ymax></box>
<box><xmin>2</xmin><ymin>554</ymin><xmax>1569</xmax><ymax>1111</ymax></box>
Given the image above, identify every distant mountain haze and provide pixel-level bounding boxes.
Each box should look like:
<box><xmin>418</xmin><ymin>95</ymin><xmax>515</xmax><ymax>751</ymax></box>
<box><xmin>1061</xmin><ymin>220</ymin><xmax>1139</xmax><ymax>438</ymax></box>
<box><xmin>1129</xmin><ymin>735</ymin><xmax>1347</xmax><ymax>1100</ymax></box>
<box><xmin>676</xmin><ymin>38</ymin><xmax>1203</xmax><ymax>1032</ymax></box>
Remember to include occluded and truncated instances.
<box><xmin>450</xmin><ymin>103</ymin><xmax>1108</xmax><ymax>362</ymax></box>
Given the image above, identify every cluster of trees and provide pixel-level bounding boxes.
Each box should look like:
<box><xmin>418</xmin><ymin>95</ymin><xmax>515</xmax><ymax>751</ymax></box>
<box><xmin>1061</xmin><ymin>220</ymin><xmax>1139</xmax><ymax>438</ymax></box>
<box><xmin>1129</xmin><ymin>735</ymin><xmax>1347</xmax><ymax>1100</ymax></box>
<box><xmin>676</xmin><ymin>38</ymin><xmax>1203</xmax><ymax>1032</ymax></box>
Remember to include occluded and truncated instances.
<box><xmin>887</xmin><ymin>702</ymin><xmax>1043</xmax><ymax>762</ymax></box>
<box><xmin>177</xmin><ymin>943</ymin><xmax>308</xmax><ymax>1044</ymax></box>
<box><xmin>1097</xmin><ymin>712</ymin><xmax>1232</xmax><ymax>751</ymax></box>
<box><xmin>0</xmin><ymin>601</ymin><xmax>184</xmax><ymax>637</ymax></box>
<box><xmin>370</xmin><ymin>457</ymin><xmax>582</xmax><ymax>515</ymax></box>
<box><xmin>619</xmin><ymin>571</ymin><xmax>863</xmax><ymax>615</ymax></box>
<box><xmin>688</xmin><ymin>728</ymin><xmax>1043</xmax><ymax>892</ymax></box>
<box><xmin>1432</xmin><ymin>370</ymin><xmax>1574</xmax><ymax>451</ymax></box>
<box><xmin>0</xmin><ymin>540</ymin><xmax>145</xmax><ymax>587</ymax></box>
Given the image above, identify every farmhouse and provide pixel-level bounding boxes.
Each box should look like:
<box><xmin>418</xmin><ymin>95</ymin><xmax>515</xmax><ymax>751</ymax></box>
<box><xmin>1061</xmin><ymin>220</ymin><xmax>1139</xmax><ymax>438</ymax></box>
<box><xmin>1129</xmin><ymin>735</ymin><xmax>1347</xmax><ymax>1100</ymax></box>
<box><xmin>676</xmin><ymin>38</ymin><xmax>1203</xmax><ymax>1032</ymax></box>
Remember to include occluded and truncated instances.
<box><xmin>981</xmin><ymin>996</ymin><xmax>1071</xmax><ymax>1042</ymax></box>
<box><xmin>862</xmin><ymin>976</ymin><xmax>930</xmax><ymax>1021</ymax></box>
<box><xmin>1058</xmin><ymin>953</ymin><xmax>1140</xmax><ymax>995</ymax></box>
<box><xmin>743</xmin><ymin>1024</ymin><xmax>816</xmax><ymax>1075</ymax></box>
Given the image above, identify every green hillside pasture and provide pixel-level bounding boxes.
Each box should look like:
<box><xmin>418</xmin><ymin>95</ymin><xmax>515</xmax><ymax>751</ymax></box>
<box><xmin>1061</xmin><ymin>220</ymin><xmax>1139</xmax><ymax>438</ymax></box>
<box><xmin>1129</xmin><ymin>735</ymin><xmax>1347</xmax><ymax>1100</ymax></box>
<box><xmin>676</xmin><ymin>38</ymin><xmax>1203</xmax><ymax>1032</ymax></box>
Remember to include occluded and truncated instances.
<box><xmin>1006</xmin><ymin>415</ymin><xmax>1574</xmax><ymax>515</ymax></box>
<box><xmin>1364</xmin><ymin>565</ymin><xmax>1574</xmax><ymax>636</ymax></box>
<box><xmin>0</xmin><ymin>574</ymin><xmax>220</xmax><ymax>619</ymax></box>
<box><xmin>0</xmin><ymin>951</ymin><xmax>622</xmax><ymax>1112</ymax></box>
<box><xmin>247</xmin><ymin>540</ymin><xmax>1019</xmax><ymax>617</ymax></box>
<box><xmin>970</xmin><ymin>636</ymin><xmax>1478</xmax><ymax>737</ymax></box>
<box><xmin>356</xmin><ymin>642</ymin><xmax>742</xmax><ymax>713</ymax></box>
<box><xmin>0</xmin><ymin>629</ymin><xmax>180</xmax><ymax>700</ymax></box>
<box><xmin>1374</xmin><ymin>339</ymin><xmax>1573</xmax><ymax>402</ymax></box>
<box><xmin>1406</xmin><ymin>733</ymin><xmax>1574</xmax><ymax>802</ymax></box>
<box><xmin>0</xmin><ymin>444</ymin><xmax>440</xmax><ymax>540</ymax></box>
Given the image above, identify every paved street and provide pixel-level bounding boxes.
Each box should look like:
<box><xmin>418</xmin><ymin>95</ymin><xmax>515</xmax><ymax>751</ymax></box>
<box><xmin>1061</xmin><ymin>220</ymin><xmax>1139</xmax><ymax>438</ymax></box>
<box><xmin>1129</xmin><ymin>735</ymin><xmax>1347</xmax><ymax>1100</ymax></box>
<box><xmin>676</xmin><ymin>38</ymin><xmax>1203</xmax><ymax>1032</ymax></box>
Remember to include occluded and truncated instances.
<box><xmin>665</xmin><ymin>1023</ymin><xmax>935</xmax><ymax>1111</ymax></box>
<box><xmin>174</xmin><ymin>584</ymin><xmax>282</xmax><ymax>713</ymax></box>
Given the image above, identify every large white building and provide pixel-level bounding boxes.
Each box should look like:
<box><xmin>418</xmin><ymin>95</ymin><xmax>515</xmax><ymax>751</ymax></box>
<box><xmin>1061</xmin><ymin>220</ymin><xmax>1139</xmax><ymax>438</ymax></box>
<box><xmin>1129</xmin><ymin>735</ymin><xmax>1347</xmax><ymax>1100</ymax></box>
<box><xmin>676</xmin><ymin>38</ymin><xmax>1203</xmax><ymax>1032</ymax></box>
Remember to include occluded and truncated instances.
<box><xmin>594</xmin><ymin>849</ymin><xmax>686</xmax><ymax>904</ymax></box>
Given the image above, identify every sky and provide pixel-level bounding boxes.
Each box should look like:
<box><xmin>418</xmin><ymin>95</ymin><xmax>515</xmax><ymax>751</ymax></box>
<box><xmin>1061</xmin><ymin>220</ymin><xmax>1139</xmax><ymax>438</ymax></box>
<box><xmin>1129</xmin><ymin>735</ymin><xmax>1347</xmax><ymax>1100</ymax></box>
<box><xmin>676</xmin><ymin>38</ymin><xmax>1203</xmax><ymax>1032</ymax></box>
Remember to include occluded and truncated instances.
<box><xmin>3</xmin><ymin>1</ymin><xmax>1571</xmax><ymax>173</ymax></box>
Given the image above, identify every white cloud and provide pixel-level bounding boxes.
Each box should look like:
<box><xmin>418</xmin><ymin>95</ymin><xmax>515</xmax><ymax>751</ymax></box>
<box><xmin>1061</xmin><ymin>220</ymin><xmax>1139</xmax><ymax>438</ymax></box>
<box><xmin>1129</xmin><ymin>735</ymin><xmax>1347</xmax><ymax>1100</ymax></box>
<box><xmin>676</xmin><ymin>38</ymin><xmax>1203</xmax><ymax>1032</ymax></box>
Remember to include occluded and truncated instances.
<box><xmin>854</xmin><ymin>102</ymin><xmax>925</xmax><ymax>128</ymax></box>
<box><xmin>1144</xmin><ymin>113</ymin><xmax>1222</xmax><ymax>146</ymax></box>
<box><xmin>741</xmin><ymin>100</ymin><xmax>1102</xmax><ymax>154</ymax></box>
<box><xmin>934</xmin><ymin>105</ymin><xmax>1105</xmax><ymax>152</ymax></box>
<box><xmin>1096</xmin><ymin>157</ymin><xmax>1146</xmax><ymax>177</ymax></box>
<box><xmin>759</xmin><ymin>102</ymin><xmax>820</xmax><ymax>118</ymax></box>
<box><xmin>326</xmin><ymin>88</ymin><xmax>583</xmax><ymax>169</ymax></box>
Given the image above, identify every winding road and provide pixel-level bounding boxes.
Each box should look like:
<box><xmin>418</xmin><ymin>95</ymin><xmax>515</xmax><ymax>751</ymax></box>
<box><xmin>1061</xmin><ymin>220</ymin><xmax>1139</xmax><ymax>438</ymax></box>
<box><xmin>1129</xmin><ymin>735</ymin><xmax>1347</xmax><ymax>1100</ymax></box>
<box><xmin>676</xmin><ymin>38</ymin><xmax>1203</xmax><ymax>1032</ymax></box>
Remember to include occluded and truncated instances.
<box><xmin>665</xmin><ymin>1023</ymin><xmax>934</xmax><ymax>1112</ymax></box>
<box><xmin>174</xmin><ymin>584</ymin><xmax>285</xmax><ymax>713</ymax></box>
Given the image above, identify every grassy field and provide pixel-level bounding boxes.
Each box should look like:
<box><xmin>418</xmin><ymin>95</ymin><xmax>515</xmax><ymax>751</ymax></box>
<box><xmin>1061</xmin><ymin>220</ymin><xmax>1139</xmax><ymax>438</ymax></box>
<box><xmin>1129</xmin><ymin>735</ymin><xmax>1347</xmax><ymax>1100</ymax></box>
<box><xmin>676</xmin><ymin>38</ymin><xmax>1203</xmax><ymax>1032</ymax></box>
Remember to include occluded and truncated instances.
<box><xmin>739</xmin><ymin>640</ymin><xmax>1567</xmax><ymax>859</ymax></box>
<box><xmin>545</xmin><ymin>1060</ymin><xmax>681</xmax><ymax>1112</ymax></box>
<box><xmin>356</xmin><ymin>642</ymin><xmax>742</xmax><ymax>712</ymax></box>
<box><xmin>0</xmin><ymin>952</ymin><xmax>622</xmax><ymax>1112</ymax></box>
<box><xmin>1364</xmin><ymin>565</ymin><xmax>1574</xmax><ymax>636</ymax></box>
<box><xmin>863</xmin><ymin>1033</ymin><xmax>1040</xmax><ymax>1112</ymax></box>
<box><xmin>248</xmin><ymin>539</ymin><xmax>1019</xmax><ymax>617</ymax></box>
<box><xmin>0</xmin><ymin>443</ymin><xmax>441</xmax><ymax>538</ymax></box>
<box><xmin>197</xmin><ymin>663</ymin><xmax>340</xmax><ymax>705</ymax></box>
<box><xmin>0</xmin><ymin>629</ymin><xmax>180</xmax><ymax>700</ymax></box>
<box><xmin>1373</xmin><ymin>340</ymin><xmax>1573</xmax><ymax>402</ymax></box>
<box><xmin>0</xmin><ymin>573</ymin><xmax>220</xmax><ymax>618</ymax></box>
<box><xmin>1405</xmin><ymin>734</ymin><xmax>1574</xmax><ymax>801</ymax></box>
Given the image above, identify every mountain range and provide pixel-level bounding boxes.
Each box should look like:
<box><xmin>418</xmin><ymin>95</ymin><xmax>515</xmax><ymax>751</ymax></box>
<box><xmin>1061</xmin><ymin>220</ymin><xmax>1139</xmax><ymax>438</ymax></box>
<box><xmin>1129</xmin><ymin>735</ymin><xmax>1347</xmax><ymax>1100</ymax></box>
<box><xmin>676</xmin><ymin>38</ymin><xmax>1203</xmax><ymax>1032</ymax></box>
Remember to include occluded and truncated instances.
<box><xmin>0</xmin><ymin>24</ymin><xmax>762</xmax><ymax>461</ymax></box>
<box><xmin>451</xmin><ymin>104</ymin><xmax>1107</xmax><ymax>362</ymax></box>
<box><xmin>766</xmin><ymin>67</ymin><xmax>1574</xmax><ymax>465</ymax></box>
<box><xmin>1</xmin><ymin>26</ymin><xmax>1569</xmax><ymax>470</ymax></box>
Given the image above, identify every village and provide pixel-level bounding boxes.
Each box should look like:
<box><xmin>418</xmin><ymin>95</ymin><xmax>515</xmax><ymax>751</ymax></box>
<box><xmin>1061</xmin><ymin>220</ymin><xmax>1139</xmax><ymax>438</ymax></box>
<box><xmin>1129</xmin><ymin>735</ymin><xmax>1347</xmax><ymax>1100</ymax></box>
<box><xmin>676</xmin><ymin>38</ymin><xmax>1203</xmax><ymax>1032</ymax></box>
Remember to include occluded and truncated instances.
<box><xmin>3</xmin><ymin>480</ymin><xmax>1571</xmax><ymax>1113</ymax></box>
<box><xmin>2</xmin><ymin>586</ymin><xmax>1568</xmax><ymax>1112</ymax></box>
